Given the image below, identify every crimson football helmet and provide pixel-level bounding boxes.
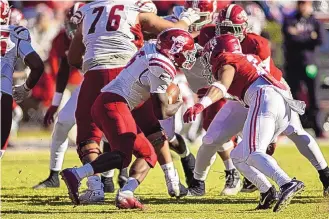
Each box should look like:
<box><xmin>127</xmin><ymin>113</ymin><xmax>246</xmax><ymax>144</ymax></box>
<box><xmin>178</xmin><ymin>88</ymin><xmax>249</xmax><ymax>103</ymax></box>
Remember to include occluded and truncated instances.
<box><xmin>216</xmin><ymin>4</ymin><xmax>248</xmax><ymax>41</ymax></box>
<box><xmin>185</xmin><ymin>0</ymin><xmax>217</xmax><ymax>31</ymax></box>
<box><xmin>201</xmin><ymin>34</ymin><xmax>241</xmax><ymax>71</ymax></box>
<box><xmin>65</xmin><ymin>2</ymin><xmax>85</xmax><ymax>39</ymax></box>
<box><xmin>156</xmin><ymin>28</ymin><xmax>197</xmax><ymax>70</ymax></box>
<box><xmin>10</xmin><ymin>8</ymin><xmax>25</xmax><ymax>26</ymax></box>
<box><xmin>0</xmin><ymin>0</ymin><xmax>11</xmax><ymax>25</ymax></box>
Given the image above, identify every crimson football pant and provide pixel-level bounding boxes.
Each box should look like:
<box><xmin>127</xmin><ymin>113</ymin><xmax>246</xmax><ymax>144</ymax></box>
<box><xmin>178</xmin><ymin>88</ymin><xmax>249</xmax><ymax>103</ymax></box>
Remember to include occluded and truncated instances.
<box><xmin>75</xmin><ymin>68</ymin><xmax>123</xmax><ymax>147</ymax></box>
<box><xmin>91</xmin><ymin>92</ymin><xmax>157</xmax><ymax>169</ymax></box>
<box><xmin>1</xmin><ymin>92</ymin><xmax>13</xmax><ymax>156</ymax></box>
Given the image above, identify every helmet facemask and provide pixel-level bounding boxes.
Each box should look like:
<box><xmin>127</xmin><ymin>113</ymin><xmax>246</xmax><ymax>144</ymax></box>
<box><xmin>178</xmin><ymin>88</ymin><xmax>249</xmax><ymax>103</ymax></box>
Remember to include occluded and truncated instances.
<box><xmin>200</xmin><ymin>50</ymin><xmax>214</xmax><ymax>84</ymax></box>
<box><xmin>181</xmin><ymin>47</ymin><xmax>197</xmax><ymax>70</ymax></box>
<box><xmin>216</xmin><ymin>19</ymin><xmax>247</xmax><ymax>42</ymax></box>
<box><xmin>189</xmin><ymin>11</ymin><xmax>213</xmax><ymax>32</ymax></box>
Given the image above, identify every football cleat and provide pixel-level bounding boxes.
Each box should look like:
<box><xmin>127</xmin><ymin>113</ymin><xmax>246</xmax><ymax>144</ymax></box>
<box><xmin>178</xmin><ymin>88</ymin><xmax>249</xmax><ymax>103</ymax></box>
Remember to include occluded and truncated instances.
<box><xmin>101</xmin><ymin>176</ymin><xmax>115</xmax><ymax>193</ymax></box>
<box><xmin>60</xmin><ymin>168</ymin><xmax>81</xmax><ymax>205</ymax></box>
<box><xmin>187</xmin><ymin>178</ymin><xmax>205</xmax><ymax>196</ymax></box>
<box><xmin>256</xmin><ymin>186</ymin><xmax>278</xmax><ymax>210</ymax></box>
<box><xmin>318</xmin><ymin>167</ymin><xmax>329</xmax><ymax>197</ymax></box>
<box><xmin>273</xmin><ymin>178</ymin><xmax>305</xmax><ymax>212</ymax></box>
<box><xmin>220</xmin><ymin>169</ymin><xmax>241</xmax><ymax>196</ymax></box>
<box><xmin>115</xmin><ymin>190</ymin><xmax>144</xmax><ymax>210</ymax></box>
<box><xmin>33</xmin><ymin>173</ymin><xmax>60</xmax><ymax>189</ymax></box>
<box><xmin>79</xmin><ymin>177</ymin><xmax>105</xmax><ymax>204</ymax></box>
<box><xmin>241</xmin><ymin>177</ymin><xmax>258</xmax><ymax>193</ymax></box>
<box><xmin>181</xmin><ymin>153</ymin><xmax>196</xmax><ymax>187</ymax></box>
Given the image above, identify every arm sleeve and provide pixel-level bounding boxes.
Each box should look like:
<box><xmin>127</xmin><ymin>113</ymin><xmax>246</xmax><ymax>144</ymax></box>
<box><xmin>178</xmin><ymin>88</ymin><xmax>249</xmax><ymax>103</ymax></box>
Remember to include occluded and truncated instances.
<box><xmin>315</xmin><ymin>19</ymin><xmax>326</xmax><ymax>46</ymax></box>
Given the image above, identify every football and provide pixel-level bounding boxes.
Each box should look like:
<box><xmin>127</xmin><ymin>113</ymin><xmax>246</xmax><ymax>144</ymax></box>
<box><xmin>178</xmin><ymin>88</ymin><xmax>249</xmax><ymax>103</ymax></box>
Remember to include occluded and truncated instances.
<box><xmin>166</xmin><ymin>83</ymin><xmax>180</xmax><ymax>104</ymax></box>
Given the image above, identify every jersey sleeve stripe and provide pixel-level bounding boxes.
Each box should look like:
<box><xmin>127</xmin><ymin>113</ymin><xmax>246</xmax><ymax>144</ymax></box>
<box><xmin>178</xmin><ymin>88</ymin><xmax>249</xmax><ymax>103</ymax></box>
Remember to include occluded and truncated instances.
<box><xmin>149</xmin><ymin>58</ymin><xmax>176</xmax><ymax>75</ymax></box>
<box><xmin>149</xmin><ymin>63</ymin><xmax>175</xmax><ymax>79</ymax></box>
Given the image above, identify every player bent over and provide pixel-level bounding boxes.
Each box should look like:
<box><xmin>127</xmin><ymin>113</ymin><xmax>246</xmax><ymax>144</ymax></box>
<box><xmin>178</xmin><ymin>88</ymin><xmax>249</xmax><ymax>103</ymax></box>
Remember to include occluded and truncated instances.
<box><xmin>61</xmin><ymin>28</ymin><xmax>197</xmax><ymax>209</ymax></box>
<box><xmin>184</xmin><ymin>34</ymin><xmax>305</xmax><ymax>212</ymax></box>
<box><xmin>1</xmin><ymin>0</ymin><xmax>44</xmax><ymax>159</ymax></box>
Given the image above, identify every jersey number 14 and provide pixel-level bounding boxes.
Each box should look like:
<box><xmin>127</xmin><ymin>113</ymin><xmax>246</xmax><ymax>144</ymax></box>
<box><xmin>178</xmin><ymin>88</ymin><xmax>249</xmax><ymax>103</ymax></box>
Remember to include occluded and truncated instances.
<box><xmin>88</xmin><ymin>5</ymin><xmax>124</xmax><ymax>34</ymax></box>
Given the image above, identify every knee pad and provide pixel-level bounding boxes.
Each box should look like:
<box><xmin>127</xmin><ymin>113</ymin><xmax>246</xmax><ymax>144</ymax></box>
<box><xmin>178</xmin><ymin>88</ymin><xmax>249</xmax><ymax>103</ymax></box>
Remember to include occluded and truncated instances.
<box><xmin>230</xmin><ymin>146</ymin><xmax>247</xmax><ymax>164</ymax></box>
<box><xmin>77</xmin><ymin>140</ymin><xmax>102</xmax><ymax>160</ymax></box>
<box><xmin>147</xmin><ymin>131</ymin><xmax>167</xmax><ymax>148</ymax></box>
<box><xmin>169</xmin><ymin>133</ymin><xmax>187</xmax><ymax>155</ymax></box>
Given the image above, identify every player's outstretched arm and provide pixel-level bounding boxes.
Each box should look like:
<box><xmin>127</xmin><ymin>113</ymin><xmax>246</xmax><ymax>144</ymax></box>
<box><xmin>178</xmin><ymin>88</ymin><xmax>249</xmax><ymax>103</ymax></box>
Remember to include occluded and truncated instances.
<box><xmin>151</xmin><ymin>93</ymin><xmax>183</xmax><ymax>120</ymax></box>
<box><xmin>139</xmin><ymin>8</ymin><xmax>200</xmax><ymax>34</ymax></box>
<box><xmin>183</xmin><ymin>64</ymin><xmax>235</xmax><ymax>123</ymax></box>
<box><xmin>68</xmin><ymin>25</ymin><xmax>85</xmax><ymax>69</ymax></box>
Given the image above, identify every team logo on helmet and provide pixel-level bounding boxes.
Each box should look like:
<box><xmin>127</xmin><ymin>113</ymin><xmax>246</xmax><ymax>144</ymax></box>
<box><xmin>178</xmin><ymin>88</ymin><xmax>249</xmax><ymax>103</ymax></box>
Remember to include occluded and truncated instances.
<box><xmin>169</xmin><ymin>36</ymin><xmax>187</xmax><ymax>54</ymax></box>
<box><xmin>236</xmin><ymin>10</ymin><xmax>248</xmax><ymax>22</ymax></box>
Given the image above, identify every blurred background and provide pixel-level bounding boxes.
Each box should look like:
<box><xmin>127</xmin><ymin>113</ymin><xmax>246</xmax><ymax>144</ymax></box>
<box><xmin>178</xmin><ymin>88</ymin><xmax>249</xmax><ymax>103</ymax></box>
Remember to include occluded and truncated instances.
<box><xmin>7</xmin><ymin>0</ymin><xmax>329</xmax><ymax>148</ymax></box>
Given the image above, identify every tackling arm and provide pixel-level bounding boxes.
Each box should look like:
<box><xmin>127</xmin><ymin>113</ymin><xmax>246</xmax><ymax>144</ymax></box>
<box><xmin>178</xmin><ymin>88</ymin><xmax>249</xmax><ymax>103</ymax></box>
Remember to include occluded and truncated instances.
<box><xmin>24</xmin><ymin>52</ymin><xmax>45</xmax><ymax>89</ymax></box>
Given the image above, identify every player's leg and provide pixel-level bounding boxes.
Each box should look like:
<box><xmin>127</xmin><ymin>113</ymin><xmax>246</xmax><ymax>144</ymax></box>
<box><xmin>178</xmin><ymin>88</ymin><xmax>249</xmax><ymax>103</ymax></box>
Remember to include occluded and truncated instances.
<box><xmin>33</xmin><ymin>86</ymin><xmax>80</xmax><ymax>189</ymax></box>
<box><xmin>61</xmin><ymin>93</ymin><xmax>141</xmax><ymax>208</ymax></box>
<box><xmin>134</xmin><ymin>99</ymin><xmax>187</xmax><ymax>198</ymax></box>
<box><xmin>188</xmin><ymin>100</ymin><xmax>246</xmax><ymax>196</ymax></box>
<box><xmin>1</xmin><ymin>92</ymin><xmax>13</xmax><ymax>159</ymax></box>
<box><xmin>160</xmin><ymin>116</ymin><xmax>196</xmax><ymax>187</ymax></box>
<box><xmin>285</xmin><ymin>109</ymin><xmax>329</xmax><ymax>196</ymax></box>
<box><xmin>75</xmin><ymin>68</ymin><xmax>122</xmax><ymax>203</ymax></box>
<box><xmin>100</xmin><ymin>141</ymin><xmax>115</xmax><ymax>193</ymax></box>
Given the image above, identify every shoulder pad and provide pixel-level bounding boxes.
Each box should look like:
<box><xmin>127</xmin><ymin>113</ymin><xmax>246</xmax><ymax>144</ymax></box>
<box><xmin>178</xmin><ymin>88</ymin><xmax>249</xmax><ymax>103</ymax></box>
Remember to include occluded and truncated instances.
<box><xmin>149</xmin><ymin>53</ymin><xmax>176</xmax><ymax>79</ymax></box>
<box><xmin>12</xmin><ymin>26</ymin><xmax>31</xmax><ymax>41</ymax></box>
<box><xmin>135</xmin><ymin>0</ymin><xmax>157</xmax><ymax>14</ymax></box>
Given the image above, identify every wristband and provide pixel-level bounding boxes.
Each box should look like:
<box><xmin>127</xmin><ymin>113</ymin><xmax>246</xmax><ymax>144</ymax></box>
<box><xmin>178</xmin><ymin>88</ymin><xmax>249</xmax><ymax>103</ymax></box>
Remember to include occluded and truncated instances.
<box><xmin>199</xmin><ymin>96</ymin><xmax>213</xmax><ymax>108</ymax></box>
<box><xmin>23</xmin><ymin>83</ymin><xmax>31</xmax><ymax>91</ymax></box>
<box><xmin>211</xmin><ymin>82</ymin><xmax>227</xmax><ymax>97</ymax></box>
<box><xmin>52</xmin><ymin>92</ymin><xmax>63</xmax><ymax>106</ymax></box>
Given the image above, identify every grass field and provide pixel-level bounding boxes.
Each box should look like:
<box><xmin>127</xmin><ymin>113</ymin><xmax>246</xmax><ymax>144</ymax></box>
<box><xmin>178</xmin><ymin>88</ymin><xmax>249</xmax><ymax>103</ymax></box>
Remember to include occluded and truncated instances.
<box><xmin>1</xmin><ymin>145</ymin><xmax>329</xmax><ymax>219</ymax></box>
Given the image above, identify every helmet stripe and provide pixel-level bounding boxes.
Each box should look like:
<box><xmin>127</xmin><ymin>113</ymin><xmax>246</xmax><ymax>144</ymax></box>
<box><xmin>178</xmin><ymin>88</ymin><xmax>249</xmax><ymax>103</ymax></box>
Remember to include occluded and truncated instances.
<box><xmin>225</xmin><ymin>4</ymin><xmax>236</xmax><ymax>20</ymax></box>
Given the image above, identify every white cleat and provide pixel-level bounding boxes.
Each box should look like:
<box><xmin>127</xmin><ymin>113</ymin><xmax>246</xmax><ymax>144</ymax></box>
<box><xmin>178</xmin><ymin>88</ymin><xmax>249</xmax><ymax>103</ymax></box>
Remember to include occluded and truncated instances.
<box><xmin>79</xmin><ymin>176</ymin><xmax>105</xmax><ymax>204</ymax></box>
<box><xmin>165</xmin><ymin>169</ymin><xmax>188</xmax><ymax>198</ymax></box>
<box><xmin>220</xmin><ymin>169</ymin><xmax>242</xmax><ymax>196</ymax></box>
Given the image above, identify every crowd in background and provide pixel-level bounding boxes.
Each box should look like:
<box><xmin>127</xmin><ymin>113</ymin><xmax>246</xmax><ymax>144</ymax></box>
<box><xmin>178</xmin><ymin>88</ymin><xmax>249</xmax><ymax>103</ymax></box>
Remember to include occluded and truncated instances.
<box><xmin>7</xmin><ymin>0</ymin><xmax>329</xmax><ymax>143</ymax></box>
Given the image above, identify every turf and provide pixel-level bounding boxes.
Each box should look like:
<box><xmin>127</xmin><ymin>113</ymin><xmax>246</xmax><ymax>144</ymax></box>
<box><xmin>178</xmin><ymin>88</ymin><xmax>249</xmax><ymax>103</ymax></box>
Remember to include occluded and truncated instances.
<box><xmin>1</xmin><ymin>145</ymin><xmax>329</xmax><ymax>219</ymax></box>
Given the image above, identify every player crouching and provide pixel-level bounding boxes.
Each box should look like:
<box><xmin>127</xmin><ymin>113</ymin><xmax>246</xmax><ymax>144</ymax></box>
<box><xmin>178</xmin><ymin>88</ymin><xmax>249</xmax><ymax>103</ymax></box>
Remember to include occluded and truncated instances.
<box><xmin>184</xmin><ymin>34</ymin><xmax>305</xmax><ymax>212</ymax></box>
<box><xmin>60</xmin><ymin>28</ymin><xmax>197</xmax><ymax>209</ymax></box>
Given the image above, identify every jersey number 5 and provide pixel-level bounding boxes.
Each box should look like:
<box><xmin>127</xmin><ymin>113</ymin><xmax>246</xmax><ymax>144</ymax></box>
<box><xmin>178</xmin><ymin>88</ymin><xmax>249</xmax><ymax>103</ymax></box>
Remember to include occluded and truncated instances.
<box><xmin>88</xmin><ymin>5</ymin><xmax>124</xmax><ymax>34</ymax></box>
<box><xmin>0</xmin><ymin>31</ymin><xmax>10</xmax><ymax>57</ymax></box>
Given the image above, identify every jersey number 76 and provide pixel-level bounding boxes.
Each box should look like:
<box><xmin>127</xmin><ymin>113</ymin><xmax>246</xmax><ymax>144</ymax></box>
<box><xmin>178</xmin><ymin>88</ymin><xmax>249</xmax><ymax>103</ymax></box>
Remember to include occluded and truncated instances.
<box><xmin>88</xmin><ymin>5</ymin><xmax>124</xmax><ymax>34</ymax></box>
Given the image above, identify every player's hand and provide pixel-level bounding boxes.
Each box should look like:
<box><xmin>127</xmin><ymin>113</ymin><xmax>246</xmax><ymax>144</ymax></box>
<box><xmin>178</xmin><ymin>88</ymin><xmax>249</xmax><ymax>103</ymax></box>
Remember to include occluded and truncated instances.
<box><xmin>179</xmin><ymin>8</ymin><xmax>201</xmax><ymax>26</ymax></box>
<box><xmin>183</xmin><ymin>103</ymin><xmax>204</xmax><ymax>123</ymax></box>
<box><xmin>12</xmin><ymin>83</ymin><xmax>31</xmax><ymax>103</ymax></box>
<box><xmin>44</xmin><ymin>105</ymin><xmax>59</xmax><ymax>126</ymax></box>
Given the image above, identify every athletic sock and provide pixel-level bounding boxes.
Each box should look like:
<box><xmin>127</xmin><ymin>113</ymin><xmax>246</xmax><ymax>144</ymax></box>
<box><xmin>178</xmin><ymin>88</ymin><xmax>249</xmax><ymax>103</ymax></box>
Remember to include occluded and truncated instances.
<box><xmin>223</xmin><ymin>159</ymin><xmax>235</xmax><ymax>171</ymax></box>
<box><xmin>75</xmin><ymin>163</ymin><xmax>94</xmax><ymax>180</ymax></box>
<box><xmin>121</xmin><ymin>177</ymin><xmax>139</xmax><ymax>193</ymax></box>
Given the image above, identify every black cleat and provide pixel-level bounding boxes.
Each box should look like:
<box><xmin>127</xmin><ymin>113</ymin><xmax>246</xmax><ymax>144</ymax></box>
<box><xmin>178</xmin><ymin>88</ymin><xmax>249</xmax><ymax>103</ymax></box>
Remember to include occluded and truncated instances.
<box><xmin>101</xmin><ymin>176</ymin><xmax>115</xmax><ymax>193</ymax></box>
<box><xmin>187</xmin><ymin>178</ymin><xmax>205</xmax><ymax>196</ymax></box>
<box><xmin>118</xmin><ymin>168</ymin><xmax>128</xmax><ymax>189</ymax></box>
<box><xmin>181</xmin><ymin>153</ymin><xmax>196</xmax><ymax>187</ymax></box>
<box><xmin>241</xmin><ymin>177</ymin><xmax>258</xmax><ymax>193</ymax></box>
<box><xmin>220</xmin><ymin>169</ymin><xmax>241</xmax><ymax>196</ymax></box>
<box><xmin>273</xmin><ymin>178</ymin><xmax>305</xmax><ymax>212</ymax></box>
<box><xmin>33</xmin><ymin>170</ymin><xmax>60</xmax><ymax>189</ymax></box>
<box><xmin>319</xmin><ymin>167</ymin><xmax>329</xmax><ymax>197</ymax></box>
<box><xmin>256</xmin><ymin>186</ymin><xmax>278</xmax><ymax>210</ymax></box>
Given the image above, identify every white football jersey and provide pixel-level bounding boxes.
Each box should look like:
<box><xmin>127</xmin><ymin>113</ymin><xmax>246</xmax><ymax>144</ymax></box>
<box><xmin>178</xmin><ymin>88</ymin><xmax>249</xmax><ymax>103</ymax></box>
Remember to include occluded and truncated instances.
<box><xmin>101</xmin><ymin>41</ymin><xmax>176</xmax><ymax>110</ymax></box>
<box><xmin>1</xmin><ymin>25</ymin><xmax>34</xmax><ymax>96</ymax></box>
<box><xmin>72</xmin><ymin>0</ymin><xmax>157</xmax><ymax>73</ymax></box>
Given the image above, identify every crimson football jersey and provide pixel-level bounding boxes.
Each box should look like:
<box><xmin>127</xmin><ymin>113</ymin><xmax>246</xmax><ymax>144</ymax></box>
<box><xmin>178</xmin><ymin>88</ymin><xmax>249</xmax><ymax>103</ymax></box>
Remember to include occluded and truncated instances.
<box><xmin>198</xmin><ymin>25</ymin><xmax>282</xmax><ymax>81</ymax></box>
<box><xmin>48</xmin><ymin>29</ymin><xmax>82</xmax><ymax>85</ymax></box>
<box><xmin>212</xmin><ymin>53</ymin><xmax>286</xmax><ymax>100</ymax></box>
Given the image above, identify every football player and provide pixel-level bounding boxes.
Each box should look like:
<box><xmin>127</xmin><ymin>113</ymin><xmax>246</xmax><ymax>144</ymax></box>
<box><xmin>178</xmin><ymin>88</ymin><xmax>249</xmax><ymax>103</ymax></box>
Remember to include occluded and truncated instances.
<box><xmin>32</xmin><ymin>2</ymin><xmax>118</xmax><ymax>192</ymax></box>
<box><xmin>63</xmin><ymin>0</ymin><xmax>200</xmax><ymax>204</ymax></box>
<box><xmin>1</xmin><ymin>0</ymin><xmax>44</xmax><ymax>159</ymax></box>
<box><xmin>61</xmin><ymin>28</ymin><xmax>197</xmax><ymax>209</ymax></box>
<box><xmin>185</xmin><ymin>34</ymin><xmax>305</xmax><ymax>212</ymax></box>
<box><xmin>187</xmin><ymin>3</ymin><xmax>329</xmax><ymax>197</ymax></box>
